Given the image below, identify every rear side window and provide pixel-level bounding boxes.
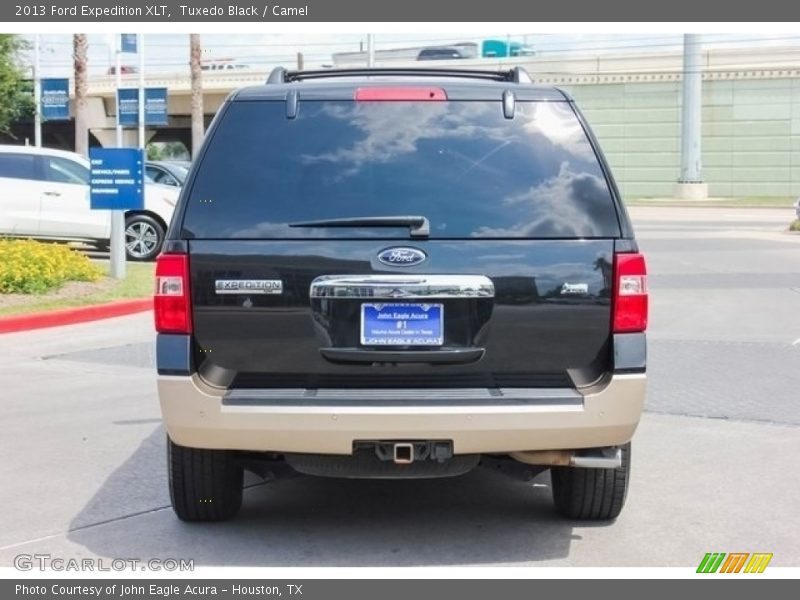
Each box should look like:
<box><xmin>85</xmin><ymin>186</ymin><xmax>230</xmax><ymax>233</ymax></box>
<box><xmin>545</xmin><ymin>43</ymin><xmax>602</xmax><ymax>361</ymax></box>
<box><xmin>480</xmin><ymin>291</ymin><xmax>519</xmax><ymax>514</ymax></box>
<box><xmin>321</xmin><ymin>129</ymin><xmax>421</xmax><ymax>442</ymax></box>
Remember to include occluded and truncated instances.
<box><xmin>146</xmin><ymin>166</ymin><xmax>178</xmax><ymax>186</ymax></box>
<box><xmin>183</xmin><ymin>100</ymin><xmax>620</xmax><ymax>239</ymax></box>
<box><xmin>43</xmin><ymin>156</ymin><xmax>89</xmax><ymax>185</ymax></box>
<box><xmin>0</xmin><ymin>153</ymin><xmax>36</xmax><ymax>181</ymax></box>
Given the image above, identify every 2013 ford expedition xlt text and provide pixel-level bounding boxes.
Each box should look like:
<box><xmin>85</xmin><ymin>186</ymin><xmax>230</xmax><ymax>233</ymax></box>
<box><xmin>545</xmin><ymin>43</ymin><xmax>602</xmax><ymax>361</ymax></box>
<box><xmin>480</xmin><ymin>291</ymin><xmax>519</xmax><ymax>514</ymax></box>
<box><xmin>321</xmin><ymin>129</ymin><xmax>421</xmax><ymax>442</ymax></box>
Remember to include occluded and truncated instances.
<box><xmin>154</xmin><ymin>67</ymin><xmax>648</xmax><ymax>522</ymax></box>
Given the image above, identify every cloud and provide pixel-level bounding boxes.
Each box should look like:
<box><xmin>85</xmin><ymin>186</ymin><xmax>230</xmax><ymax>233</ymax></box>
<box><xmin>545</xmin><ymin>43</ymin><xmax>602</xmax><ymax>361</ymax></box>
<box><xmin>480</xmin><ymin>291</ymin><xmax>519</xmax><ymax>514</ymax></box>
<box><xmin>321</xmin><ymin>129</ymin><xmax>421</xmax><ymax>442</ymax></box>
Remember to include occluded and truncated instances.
<box><xmin>473</xmin><ymin>162</ymin><xmax>616</xmax><ymax>238</ymax></box>
<box><xmin>521</xmin><ymin>102</ymin><xmax>597</xmax><ymax>162</ymax></box>
<box><xmin>300</xmin><ymin>102</ymin><xmax>509</xmax><ymax>176</ymax></box>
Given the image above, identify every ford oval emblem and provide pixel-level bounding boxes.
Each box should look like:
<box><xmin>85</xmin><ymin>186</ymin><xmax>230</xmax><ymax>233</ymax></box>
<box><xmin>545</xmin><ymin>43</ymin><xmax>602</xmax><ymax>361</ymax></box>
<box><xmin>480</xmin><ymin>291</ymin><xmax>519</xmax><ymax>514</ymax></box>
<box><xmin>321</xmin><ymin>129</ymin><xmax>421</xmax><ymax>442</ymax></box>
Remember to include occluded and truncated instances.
<box><xmin>377</xmin><ymin>247</ymin><xmax>427</xmax><ymax>267</ymax></box>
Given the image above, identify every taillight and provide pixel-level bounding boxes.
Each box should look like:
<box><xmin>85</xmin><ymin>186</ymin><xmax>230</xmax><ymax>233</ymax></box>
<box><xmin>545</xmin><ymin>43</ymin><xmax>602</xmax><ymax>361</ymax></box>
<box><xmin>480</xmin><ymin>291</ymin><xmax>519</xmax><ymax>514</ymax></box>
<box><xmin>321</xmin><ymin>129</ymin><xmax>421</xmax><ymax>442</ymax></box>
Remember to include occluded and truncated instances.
<box><xmin>613</xmin><ymin>253</ymin><xmax>648</xmax><ymax>333</ymax></box>
<box><xmin>354</xmin><ymin>87</ymin><xmax>447</xmax><ymax>101</ymax></box>
<box><xmin>154</xmin><ymin>253</ymin><xmax>192</xmax><ymax>334</ymax></box>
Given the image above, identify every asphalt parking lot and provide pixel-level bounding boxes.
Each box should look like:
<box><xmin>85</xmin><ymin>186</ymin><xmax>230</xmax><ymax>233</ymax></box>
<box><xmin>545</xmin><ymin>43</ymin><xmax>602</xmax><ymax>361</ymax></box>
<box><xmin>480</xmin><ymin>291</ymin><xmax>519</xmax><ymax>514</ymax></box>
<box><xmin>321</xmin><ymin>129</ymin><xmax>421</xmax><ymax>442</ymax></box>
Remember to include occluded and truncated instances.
<box><xmin>0</xmin><ymin>206</ymin><xmax>798</xmax><ymax>568</ymax></box>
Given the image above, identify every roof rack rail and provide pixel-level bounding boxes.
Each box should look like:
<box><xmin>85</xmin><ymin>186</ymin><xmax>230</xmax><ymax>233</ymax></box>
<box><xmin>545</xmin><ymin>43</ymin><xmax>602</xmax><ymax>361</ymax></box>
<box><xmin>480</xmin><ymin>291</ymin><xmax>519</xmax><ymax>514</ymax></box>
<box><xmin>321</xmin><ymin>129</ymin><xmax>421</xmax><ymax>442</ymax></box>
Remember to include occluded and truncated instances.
<box><xmin>509</xmin><ymin>66</ymin><xmax>533</xmax><ymax>83</ymax></box>
<box><xmin>267</xmin><ymin>67</ymin><xmax>288</xmax><ymax>84</ymax></box>
<box><xmin>265</xmin><ymin>67</ymin><xmax>533</xmax><ymax>85</ymax></box>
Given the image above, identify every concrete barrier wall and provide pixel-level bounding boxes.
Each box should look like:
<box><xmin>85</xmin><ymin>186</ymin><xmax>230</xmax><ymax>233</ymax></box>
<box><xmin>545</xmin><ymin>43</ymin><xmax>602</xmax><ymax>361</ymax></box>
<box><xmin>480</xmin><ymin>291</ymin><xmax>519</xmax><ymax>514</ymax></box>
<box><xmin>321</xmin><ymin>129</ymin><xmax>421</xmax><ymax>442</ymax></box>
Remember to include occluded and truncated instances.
<box><xmin>562</xmin><ymin>78</ymin><xmax>800</xmax><ymax>199</ymax></box>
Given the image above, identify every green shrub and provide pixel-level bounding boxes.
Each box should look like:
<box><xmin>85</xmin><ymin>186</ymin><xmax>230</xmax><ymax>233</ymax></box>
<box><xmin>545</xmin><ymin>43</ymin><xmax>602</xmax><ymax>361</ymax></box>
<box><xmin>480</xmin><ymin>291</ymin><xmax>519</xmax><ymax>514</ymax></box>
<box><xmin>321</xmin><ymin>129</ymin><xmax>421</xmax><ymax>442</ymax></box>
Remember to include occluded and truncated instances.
<box><xmin>790</xmin><ymin>219</ymin><xmax>800</xmax><ymax>232</ymax></box>
<box><xmin>0</xmin><ymin>239</ymin><xmax>102</xmax><ymax>294</ymax></box>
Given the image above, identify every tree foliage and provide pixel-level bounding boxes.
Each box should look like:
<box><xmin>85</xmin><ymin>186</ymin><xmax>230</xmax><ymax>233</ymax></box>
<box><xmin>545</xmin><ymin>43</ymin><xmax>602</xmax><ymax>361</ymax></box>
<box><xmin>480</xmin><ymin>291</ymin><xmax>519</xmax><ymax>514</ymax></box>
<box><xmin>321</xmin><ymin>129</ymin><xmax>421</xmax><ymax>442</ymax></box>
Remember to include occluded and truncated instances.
<box><xmin>147</xmin><ymin>141</ymin><xmax>190</xmax><ymax>161</ymax></box>
<box><xmin>0</xmin><ymin>34</ymin><xmax>34</xmax><ymax>135</ymax></box>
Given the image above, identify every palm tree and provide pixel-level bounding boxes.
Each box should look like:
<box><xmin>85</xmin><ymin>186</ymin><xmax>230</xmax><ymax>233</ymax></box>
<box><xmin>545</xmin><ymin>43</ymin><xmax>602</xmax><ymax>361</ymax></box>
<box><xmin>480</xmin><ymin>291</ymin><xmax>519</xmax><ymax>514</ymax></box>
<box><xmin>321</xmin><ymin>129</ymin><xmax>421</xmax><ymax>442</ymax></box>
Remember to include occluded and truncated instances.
<box><xmin>73</xmin><ymin>34</ymin><xmax>88</xmax><ymax>156</ymax></box>
<box><xmin>189</xmin><ymin>34</ymin><xmax>204</xmax><ymax>157</ymax></box>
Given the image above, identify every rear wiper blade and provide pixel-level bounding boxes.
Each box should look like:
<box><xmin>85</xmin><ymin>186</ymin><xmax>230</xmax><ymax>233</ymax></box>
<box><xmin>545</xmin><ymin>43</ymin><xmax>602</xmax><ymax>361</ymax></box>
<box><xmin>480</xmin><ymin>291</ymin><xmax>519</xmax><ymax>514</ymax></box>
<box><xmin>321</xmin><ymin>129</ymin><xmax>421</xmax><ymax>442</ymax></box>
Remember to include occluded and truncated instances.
<box><xmin>289</xmin><ymin>215</ymin><xmax>430</xmax><ymax>238</ymax></box>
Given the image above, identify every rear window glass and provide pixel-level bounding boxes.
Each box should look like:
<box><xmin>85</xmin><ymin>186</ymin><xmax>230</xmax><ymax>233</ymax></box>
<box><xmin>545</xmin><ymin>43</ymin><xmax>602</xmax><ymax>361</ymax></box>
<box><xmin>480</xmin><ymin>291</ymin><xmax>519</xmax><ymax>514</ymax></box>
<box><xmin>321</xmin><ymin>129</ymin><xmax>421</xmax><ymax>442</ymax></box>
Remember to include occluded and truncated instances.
<box><xmin>182</xmin><ymin>100</ymin><xmax>620</xmax><ymax>239</ymax></box>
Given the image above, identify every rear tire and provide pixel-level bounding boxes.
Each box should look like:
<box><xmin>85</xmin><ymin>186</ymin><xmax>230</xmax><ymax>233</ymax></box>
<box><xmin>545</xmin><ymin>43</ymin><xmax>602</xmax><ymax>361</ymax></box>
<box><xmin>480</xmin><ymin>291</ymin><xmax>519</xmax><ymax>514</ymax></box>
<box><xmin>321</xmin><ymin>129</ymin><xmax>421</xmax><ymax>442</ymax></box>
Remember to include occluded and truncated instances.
<box><xmin>550</xmin><ymin>443</ymin><xmax>631</xmax><ymax>520</ymax></box>
<box><xmin>167</xmin><ymin>436</ymin><xmax>244</xmax><ymax>522</ymax></box>
<box><xmin>125</xmin><ymin>213</ymin><xmax>165</xmax><ymax>261</ymax></box>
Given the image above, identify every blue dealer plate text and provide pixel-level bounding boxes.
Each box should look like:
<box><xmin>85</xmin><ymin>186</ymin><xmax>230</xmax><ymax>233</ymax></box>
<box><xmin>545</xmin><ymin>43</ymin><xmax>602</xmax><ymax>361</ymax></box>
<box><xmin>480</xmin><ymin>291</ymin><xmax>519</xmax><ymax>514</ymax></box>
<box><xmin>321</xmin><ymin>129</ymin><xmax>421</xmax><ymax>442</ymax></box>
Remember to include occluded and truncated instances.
<box><xmin>360</xmin><ymin>303</ymin><xmax>444</xmax><ymax>346</ymax></box>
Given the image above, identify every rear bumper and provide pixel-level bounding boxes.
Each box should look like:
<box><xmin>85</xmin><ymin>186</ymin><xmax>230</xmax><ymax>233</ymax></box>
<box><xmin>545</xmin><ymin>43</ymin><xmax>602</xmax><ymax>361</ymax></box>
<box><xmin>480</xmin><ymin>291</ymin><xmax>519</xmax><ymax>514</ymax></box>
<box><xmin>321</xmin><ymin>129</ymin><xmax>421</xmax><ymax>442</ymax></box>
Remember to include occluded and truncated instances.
<box><xmin>157</xmin><ymin>373</ymin><xmax>646</xmax><ymax>455</ymax></box>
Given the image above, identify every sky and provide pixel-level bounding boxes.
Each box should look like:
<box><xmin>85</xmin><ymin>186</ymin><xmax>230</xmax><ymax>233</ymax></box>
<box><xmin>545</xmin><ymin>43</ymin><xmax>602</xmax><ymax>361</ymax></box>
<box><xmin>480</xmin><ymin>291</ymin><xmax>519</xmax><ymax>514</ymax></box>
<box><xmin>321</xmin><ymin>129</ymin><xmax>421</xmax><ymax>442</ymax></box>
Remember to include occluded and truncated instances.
<box><xmin>19</xmin><ymin>32</ymin><xmax>800</xmax><ymax>78</ymax></box>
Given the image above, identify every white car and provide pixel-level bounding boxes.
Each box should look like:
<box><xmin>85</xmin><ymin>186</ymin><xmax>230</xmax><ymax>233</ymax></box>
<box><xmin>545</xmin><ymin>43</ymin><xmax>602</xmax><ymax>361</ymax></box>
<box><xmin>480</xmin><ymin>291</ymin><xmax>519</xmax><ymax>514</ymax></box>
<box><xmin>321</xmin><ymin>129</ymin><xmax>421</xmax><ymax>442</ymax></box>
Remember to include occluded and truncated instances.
<box><xmin>0</xmin><ymin>144</ymin><xmax>180</xmax><ymax>261</ymax></box>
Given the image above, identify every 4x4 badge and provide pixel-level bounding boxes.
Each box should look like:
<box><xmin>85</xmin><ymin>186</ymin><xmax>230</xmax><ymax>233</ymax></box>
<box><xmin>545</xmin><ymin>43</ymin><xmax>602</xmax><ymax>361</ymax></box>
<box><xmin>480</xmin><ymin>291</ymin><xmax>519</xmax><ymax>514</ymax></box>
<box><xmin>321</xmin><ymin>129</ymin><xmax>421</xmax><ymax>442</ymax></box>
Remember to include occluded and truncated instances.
<box><xmin>377</xmin><ymin>247</ymin><xmax>427</xmax><ymax>267</ymax></box>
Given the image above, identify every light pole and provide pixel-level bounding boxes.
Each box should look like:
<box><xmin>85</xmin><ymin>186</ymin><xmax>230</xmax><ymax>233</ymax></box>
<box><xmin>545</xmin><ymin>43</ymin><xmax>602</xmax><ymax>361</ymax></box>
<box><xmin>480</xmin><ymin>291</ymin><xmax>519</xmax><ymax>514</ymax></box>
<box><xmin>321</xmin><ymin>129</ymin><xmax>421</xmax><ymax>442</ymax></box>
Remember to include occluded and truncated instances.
<box><xmin>33</xmin><ymin>35</ymin><xmax>41</xmax><ymax>147</ymax></box>
<box><xmin>111</xmin><ymin>35</ymin><xmax>125</xmax><ymax>279</ymax></box>
<box><xmin>676</xmin><ymin>34</ymin><xmax>708</xmax><ymax>200</ymax></box>
<box><xmin>367</xmin><ymin>34</ymin><xmax>375</xmax><ymax>67</ymax></box>
<box><xmin>137</xmin><ymin>33</ymin><xmax>145</xmax><ymax>150</ymax></box>
<box><xmin>115</xmin><ymin>43</ymin><xmax>122</xmax><ymax>148</ymax></box>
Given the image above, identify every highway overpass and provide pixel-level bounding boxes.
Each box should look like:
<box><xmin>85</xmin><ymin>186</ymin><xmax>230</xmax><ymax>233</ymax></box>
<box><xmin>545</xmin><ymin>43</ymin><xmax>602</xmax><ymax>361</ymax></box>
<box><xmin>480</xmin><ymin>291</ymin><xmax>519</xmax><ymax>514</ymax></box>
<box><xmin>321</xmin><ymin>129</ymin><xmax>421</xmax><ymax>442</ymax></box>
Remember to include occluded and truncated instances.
<box><xmin>16</xmin><ymin>44</ymin><xmax>798</xmax><ymax>154</ymax></box>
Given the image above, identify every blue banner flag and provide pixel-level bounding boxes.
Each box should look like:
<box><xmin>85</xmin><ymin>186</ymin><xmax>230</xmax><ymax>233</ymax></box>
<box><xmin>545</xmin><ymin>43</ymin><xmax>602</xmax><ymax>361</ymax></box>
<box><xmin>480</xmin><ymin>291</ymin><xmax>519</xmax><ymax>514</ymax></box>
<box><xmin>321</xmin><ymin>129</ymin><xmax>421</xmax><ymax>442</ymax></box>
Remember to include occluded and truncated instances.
<box><xmin>120</xmin><ymin>33</ymin><xmax>137</xmax><ymax>53</ymax></box>
<box><xmin>117</xmin><ymin>88</ymin><xmax>139</xmax><ymax>127</ymax></box>
<box><xmin>145</xmin><ymin>88</ymin><xmax>168</xmax><ymax>125</ymax></box>
<box><xmin>40</xmin><ymin>78</ymin><xmax>70</xmax><ymax>121</ymax></box>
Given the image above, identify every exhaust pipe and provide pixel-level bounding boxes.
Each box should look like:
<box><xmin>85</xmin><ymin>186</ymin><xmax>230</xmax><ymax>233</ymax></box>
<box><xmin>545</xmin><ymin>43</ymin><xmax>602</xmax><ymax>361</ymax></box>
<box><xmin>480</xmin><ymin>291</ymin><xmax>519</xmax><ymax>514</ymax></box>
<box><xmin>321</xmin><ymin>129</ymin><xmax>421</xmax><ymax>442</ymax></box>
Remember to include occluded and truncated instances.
<box><xmin>570</xmin><ymin>448</ymin><xmax>622</xmax><ymax>469</ymax></box>
<box><xmin>510</xmin><ymin>448</ymin><xmax>622</xmax><ymax>469</ymax></box>
<box><xmin>393</xmin><ymin>443</ymin><xmax>414</xmax><ymax>465</ymax></box>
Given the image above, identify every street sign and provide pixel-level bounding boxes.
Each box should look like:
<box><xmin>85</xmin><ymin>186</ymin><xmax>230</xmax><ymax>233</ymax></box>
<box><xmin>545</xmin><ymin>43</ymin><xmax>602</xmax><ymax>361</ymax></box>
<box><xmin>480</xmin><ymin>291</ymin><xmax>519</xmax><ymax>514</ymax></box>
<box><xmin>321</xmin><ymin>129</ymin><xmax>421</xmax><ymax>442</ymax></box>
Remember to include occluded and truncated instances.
<box><xmin>120</xmin><ymin>33</ymin><xmax>137</xmax><ymax>54</ymax></box>
<box><xmin>117</xmin><ymin>88</ymin><xmax>139</xmax><ymax>126</ymax></box>
<box><xmin>40</xmin><ymin>78</ymin><xmax>70</xmax><ymax>120</ymax></box>
<box><xmin>145</xmin><ymin>87</ymin><xmax>168</xmax><ymax>125</ymax></box>
<box><xmin>89</xmin><ymin>148</ymin><xmax>144</xmax><ymax>210</ymax></box>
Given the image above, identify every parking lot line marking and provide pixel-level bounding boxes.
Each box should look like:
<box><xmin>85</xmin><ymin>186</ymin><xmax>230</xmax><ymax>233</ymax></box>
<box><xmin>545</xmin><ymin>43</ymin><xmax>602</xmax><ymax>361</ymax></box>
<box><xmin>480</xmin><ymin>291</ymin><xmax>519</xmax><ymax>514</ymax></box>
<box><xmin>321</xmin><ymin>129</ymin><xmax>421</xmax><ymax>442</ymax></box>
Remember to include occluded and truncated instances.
<box><xmin>0</xmin><ymin>505</ymin><xmax>171</xmax><ymax>552</ymax></box>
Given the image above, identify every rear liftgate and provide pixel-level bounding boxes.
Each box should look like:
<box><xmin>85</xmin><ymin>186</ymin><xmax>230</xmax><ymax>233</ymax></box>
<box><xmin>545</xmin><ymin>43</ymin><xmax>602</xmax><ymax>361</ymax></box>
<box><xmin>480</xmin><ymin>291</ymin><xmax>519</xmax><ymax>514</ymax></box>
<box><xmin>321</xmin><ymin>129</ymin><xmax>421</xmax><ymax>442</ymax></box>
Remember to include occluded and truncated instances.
<box><xmin>292</xmin><ymin>273</ymin><xmax>496</xmax><ymax>477</ymax></box>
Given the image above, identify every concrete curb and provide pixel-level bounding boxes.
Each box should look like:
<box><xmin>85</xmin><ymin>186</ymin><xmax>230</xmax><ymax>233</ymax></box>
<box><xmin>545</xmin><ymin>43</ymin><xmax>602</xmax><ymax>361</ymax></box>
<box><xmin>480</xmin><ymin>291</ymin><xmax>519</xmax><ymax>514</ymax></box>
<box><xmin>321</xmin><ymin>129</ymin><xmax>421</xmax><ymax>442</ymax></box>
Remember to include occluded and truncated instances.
<box><xmin>0</xmin><ymin>299</ymin><xmax>152</xmax><ymax>334</ymax></box>
<box><xmin>626</xmin><ymin>202</ymin><xmax>793</xmax><ymax>209</ymax></box>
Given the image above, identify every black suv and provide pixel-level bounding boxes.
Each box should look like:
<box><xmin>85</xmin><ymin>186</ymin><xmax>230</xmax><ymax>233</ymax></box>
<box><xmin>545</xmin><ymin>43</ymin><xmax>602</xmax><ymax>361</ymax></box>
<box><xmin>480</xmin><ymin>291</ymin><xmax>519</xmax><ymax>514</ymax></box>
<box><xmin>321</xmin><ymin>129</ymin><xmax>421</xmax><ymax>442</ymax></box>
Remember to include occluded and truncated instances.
<box><xmin>154</xmin><ymin>67</ymin><xmax>648</xmax><ymax>522</ymax></box>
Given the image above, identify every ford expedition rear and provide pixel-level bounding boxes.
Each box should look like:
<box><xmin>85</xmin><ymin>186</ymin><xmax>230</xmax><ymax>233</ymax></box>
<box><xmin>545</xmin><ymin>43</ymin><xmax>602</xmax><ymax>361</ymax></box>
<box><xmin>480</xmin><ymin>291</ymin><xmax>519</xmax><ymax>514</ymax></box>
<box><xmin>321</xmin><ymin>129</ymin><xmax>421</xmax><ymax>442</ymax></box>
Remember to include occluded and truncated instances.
<box><xmin>155</xmin><ymin>67</ymin><xmax>648</xmax><ymax>522</ymax></box>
